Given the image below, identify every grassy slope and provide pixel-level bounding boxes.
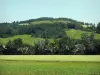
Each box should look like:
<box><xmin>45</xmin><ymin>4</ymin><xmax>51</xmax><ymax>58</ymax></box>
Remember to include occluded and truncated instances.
<box><xmin>0</xmin><ymin>35</ymin><xmax>43</xmax><ymax>46</ymax></box>
<box><xmin>66</xmin><ymin>29</ymin><xmax>100</xmax><ymax>39</ymax></box>
<box><xmin>0</xmin><ymin>29</ymin><xmax>100</xmax><ymax>45</ymax></box>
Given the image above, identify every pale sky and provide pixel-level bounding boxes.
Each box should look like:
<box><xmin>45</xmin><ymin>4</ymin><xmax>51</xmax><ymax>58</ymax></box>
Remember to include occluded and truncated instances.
<box><xmin>0</xmin><ymin>0</ymin><xmax>100</xmax><ymax>24</ymax></box>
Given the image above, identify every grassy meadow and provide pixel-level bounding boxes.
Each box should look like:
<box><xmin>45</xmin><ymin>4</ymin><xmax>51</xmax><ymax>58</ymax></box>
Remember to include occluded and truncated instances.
<box><xmin>0</xmin><ymin>35</ymin><xmax>42</xmax><ymax>46</ymax></box>
<box><xmin>66</xmin><ymin>29</ymin><xmax>100</xmax><ymax>39</ymax></box>
<box><xmin>0</xmin><ymin>55</ymin><xmax>100</xmax><ymax>75</ymax></box>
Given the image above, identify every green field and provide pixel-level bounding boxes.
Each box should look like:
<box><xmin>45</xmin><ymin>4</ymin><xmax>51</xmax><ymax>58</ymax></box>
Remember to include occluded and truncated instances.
<box><xmin>0</xmin><ymin>55</ymin><xmax>100</xmax><ymax>75</ymax></box>
<box><xmin>0</xmin><ymin>55</ymin><xmax>100</xmax><ymax>61</ymax></box>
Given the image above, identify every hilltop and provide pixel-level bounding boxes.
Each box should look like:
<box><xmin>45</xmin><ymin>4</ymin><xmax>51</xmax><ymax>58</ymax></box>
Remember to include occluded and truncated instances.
<box><xmin>0</xmin><ymin>17</ymin><xmax>97</xmax><ymax>38</ymax></box>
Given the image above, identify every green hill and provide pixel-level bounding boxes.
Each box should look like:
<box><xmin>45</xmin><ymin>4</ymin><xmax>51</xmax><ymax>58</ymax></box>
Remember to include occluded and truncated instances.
<box><xmin>0</xmin><ymin>29</ymin><xmax>100</xmax><ymax>46</ymax></box>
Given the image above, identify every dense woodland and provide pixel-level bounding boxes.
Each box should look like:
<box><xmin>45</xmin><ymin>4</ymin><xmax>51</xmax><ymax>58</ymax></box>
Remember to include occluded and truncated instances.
<box><xmin>0</xmin><ymin>17</ymin><xmax>100</xmax><ymax>55</ymax></box>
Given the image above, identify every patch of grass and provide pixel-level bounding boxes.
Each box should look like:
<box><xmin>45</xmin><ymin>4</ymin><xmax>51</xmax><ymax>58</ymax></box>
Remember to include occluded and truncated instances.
<box><xmin>1</xmin><ymin>35</ymin><xmax>35</xmax><ymax>46</ymax></box>
<box><xmin>0</xmin><ymin>35</ymin><xmax>53</xmax><ymax>46</ymax></box>
<box><xmin>0</xmin><ymin>35</ymin><xmax>39</xmax><ymax>46</ymax></box>
<box><xmin>66</xmin><ymin>29</ymin><xmax>86</xmax><ymax>39</ymax></box>
<box><xmin>95</xmin><ymin>33</ymin><xmax>100</xmax><ymax>39</ymax></box>
<box><xmin>66</xmin><ymin>29</ymin><xmax>100</xmax><ymax>39</ymax></box>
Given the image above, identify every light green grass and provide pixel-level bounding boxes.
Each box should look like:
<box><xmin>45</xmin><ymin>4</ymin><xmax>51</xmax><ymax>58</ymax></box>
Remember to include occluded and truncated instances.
<box><xmin>0</xmin><ymin>55</ymin><xmax>100</xmax><ymax>61</ymax></box>
<box><xmin>0</xmin><ymin>55</ymin><xmax>100</xmax><ymax>75</ymax></box>
<box><xmin>0</xmin><ymin>35</ymin><xmax>41</xmax><ymax>46</ymax></box>
<box><xmin>95</xmin><ymin>33</ymin><xmax>100</xmax><ymax>39</ymax></box>
<box><xmin>67</xmin><ymin>29</ymin><xmax>100</xmax><ymax>39</ymax></box>
<box><xmin>0</xmin><ymin>35</ymin><xmax>54</xmax><ymax>46</ymax></box>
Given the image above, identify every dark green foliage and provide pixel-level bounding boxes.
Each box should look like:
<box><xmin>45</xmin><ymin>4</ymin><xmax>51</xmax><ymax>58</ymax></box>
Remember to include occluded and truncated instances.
<box><xmin>96</xmin><ymin>22</ymin><xmax>100</xmax><ymax>33</ymax></box>
<box><xmin>94</xmin><ymin>39</ymin><xmax>100</xmax><ymax>54</ymax></box>
<box><xmin>0</xmin><ymin>44</ymin><xmax>4</xmax><ymax>54</ymax></box>
<box><xmin>3</xmin><ymin>39</ymin><xmax>23</xmax><ymax>55</ymax></box>
<box><xmin>34</xmin><ymin>39</ymin><xmax>52</xmax><ymax>55</ymax></box>
<box><xmin>2</xmin><ymin>38</ymin><xmax>34</xmax><ymax>55</ymax></box>
<box><xmin>17</xmin><ymin>44</ymin><xmax>35</xmax><ymax>55</ymax></box>
<box><xmin>73</xmin><ymin>44</ymin><xmax>86</xmax><ymax>54</ymax></box>
<box><xmin>58</xmin><ymin>36</ymin><xmax>75</xmax><ymax>54</ymax></box>
<box><xmin>81</xmin><ymin>32</ymin><xmax>97</xmax><ymax>54</ymax></box>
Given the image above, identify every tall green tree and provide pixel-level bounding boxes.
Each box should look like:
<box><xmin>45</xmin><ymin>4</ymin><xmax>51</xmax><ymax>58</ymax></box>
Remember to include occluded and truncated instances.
<box><xmin>96</xmin><ymin>22</ymin><xmax>100</xmax><ymax>33</ymax></box>
<box><xmin>0</xmin><ymin>44</ymin><xmax>4</xmax><ymax>54</ymax></box>
<box><xmin>73</xmin><ymin>44</ymin><xmax>86</xmax><ymax>54</ymax></box>
<box><xmin>81</xmin><ymin>32</ymin><xmax>95</xmax><ymax>54</ymax></box>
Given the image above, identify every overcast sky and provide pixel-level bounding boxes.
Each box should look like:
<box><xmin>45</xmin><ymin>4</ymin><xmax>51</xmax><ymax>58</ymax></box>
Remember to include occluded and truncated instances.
<box><xmin>0</xmin><ymin>0</ymin><xmax>100</xmax><ymax>24</ymax></box>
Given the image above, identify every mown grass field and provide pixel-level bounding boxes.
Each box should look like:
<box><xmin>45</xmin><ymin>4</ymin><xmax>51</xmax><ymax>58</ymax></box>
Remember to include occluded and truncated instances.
<box><xmin>0</xmin><ymin>55</ymin><xmax>100</xmax><ymax>75</ymax></box>
<box><xmin>0</xmin><ymin>55</ymin><xmax>100</xmax><ymax>61</ymax></box>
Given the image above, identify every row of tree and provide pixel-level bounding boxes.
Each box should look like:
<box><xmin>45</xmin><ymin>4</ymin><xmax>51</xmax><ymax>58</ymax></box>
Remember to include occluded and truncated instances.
<box><xmin>0</xmin><ymin>32</ymin><xmax>100</xmax><ymax>55</ymax></box>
